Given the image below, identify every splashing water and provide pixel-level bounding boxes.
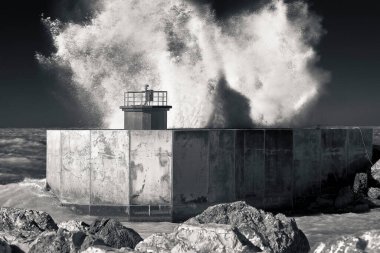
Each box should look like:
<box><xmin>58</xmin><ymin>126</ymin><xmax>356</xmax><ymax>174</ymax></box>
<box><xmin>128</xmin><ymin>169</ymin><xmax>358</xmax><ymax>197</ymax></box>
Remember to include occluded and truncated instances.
<box><xmin>39</xmin><ymin>0</ymin><xmax>329</xmax><ymax>128</ymax></box>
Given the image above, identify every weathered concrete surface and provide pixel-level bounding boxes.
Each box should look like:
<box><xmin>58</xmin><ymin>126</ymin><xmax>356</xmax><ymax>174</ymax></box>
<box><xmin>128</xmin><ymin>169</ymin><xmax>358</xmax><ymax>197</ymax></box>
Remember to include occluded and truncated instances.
<box><xmin>46</xmin><ymin>130</ymin><xmax>61</xmax><ymax>196</ymax></box>
<box><xmin>130</xmin><ymin>131</ymin><xmax>172</xmax><ymax>206</ymax></box>
<box><xmin>293</xmin><ymin>129</ymin><xmax>321</xmax><ymax>207</ymax></box>
<box><xmin>264</xmin><ymin>130</ymin><xmax>293</xmax><ymax>209</ymax></box>
<box><xmin>236</xmin><ymin>130</ymin><xmax>265</xmax><ymax>208</ymax></box>
<box><xmin>208</xmin><ymin>130</ymin><xmax>235</xmax><ymax>203</ymax></box>
<box><xmin>46</xmin><ymin>128</ymin><xmax>374</xmax><ymax>220</ymax></box>
<box><xmin>347</xmin><ymin>128</ymin><xmax>373</xmax><ymax>179</ymax></box>
<box><xmin>321</xmin><ymin>129</ymin><xmax>347</xmax><ymax>194</ymax></box>
<box><xmin>173</xmin><ymin>131</ymin><xmax>209</xmax><ymax>204</ymax></box>
<box><xmin>61</xmin><ymin>130</ymin><xmax>91</xmax><ymax>205</ymax></box>
<box><xmin>173</xmin><ymin>131</ymin><xmax>209</xmax><ymax>220</ymax></box>
<box><xmin>91</xmin><ymin>131</ymin><xmax>130</xmax><ymax>206</ymax></box>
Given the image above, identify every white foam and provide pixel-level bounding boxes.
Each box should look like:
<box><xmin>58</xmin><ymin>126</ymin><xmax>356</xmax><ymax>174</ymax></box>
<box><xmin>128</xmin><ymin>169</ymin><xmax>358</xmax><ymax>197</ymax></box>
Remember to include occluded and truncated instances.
<box><xmin>39</xmin><ymin>0</ymin><xmax>329</xmax><ymax>128</ymax></box>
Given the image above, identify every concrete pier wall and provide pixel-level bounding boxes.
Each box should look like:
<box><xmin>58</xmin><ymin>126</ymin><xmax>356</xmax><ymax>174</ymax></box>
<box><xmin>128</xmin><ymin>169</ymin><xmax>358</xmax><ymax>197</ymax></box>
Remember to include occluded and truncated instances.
<box><xmin>46</xmin><ymin>128</ymin><xmax>373</xmax><ymax>221</ymax></box>
<box><xmin>46</xmin><ymin>130</ymin><xmax>61</xmax><ymax>196</ymax></box>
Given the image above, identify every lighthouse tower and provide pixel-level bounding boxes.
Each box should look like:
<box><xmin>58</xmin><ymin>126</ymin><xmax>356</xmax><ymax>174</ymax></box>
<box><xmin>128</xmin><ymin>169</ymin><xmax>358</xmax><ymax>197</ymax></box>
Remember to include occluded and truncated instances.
<box><xmin>120</xmin><ymin>85</ymin><xmax>172</xmax><ymax>130</ymax></box>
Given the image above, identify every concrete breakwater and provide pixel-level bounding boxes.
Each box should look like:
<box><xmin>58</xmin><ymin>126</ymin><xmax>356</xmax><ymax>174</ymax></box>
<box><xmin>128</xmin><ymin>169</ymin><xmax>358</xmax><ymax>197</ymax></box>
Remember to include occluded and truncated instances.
<box><xmin>46</xmin><ymin>128</ymin><xmax>373</xmax><ymax>221</ymax></box>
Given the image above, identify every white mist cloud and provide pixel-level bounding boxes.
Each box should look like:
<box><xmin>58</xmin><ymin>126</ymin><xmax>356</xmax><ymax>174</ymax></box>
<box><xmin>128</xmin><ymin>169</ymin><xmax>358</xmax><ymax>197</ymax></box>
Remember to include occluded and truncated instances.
<box><xmin>39</xmin><ymin>0</ymin><xmax>329</xmax><ymax>128</ymax></box>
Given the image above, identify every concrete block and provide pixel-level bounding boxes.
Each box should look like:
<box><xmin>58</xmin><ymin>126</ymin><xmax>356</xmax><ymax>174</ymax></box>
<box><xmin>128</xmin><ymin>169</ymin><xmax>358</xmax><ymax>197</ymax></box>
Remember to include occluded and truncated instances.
<box><xmin>90</xmin><ymin>130</ymin><xmax>130</xmax><ymax>205</ymax></box>
<box><xmin>46</xmin><ymin>130</ymin><xmax>61</xmax><ymax>195</ymax></box>
<box><xmin>241</xmin><ymin>130</ymin><xmax>265</xmax><ymax>208</ymax></box>
<box><xmin>321</xmin><ymin>129</ymin><xmax>347</xmax><ymax>193</ymax></box>
<box><xmin>347</xmin><ymin>128</ymin><xmax>373</xmax><ymax>179</ymax></box>
<box><xmin>234</xmin><ymin>131</ymin><xmax>245</xmax><ymax>199</ymax></box>
<box><xmin>173</xmin><ymin>131</ymin><xmax>209</xmax><ymax>204</ymax></box>
<box><xmin>293</xmin><ymin>129</ymin><xmax>321</xmax><ymax>206</ymax></box>
<box><xmin>61</xmin><ymin>130</ymin><xmax>91</xmax><ymax>205</ymax></box>
<box><xmin>130</xmin><ymin>131</ymin><xmax>172</xmax><ymax>205</ymax></box>
<box><xmin>264</xmin><ymin>130</ymin><xmax>293</xmax><ymax>209</ymax></box>
<box><xmin>208</xmin><ymin>130</ymin><xmax>235</xmax><ymax>203</ymax></box>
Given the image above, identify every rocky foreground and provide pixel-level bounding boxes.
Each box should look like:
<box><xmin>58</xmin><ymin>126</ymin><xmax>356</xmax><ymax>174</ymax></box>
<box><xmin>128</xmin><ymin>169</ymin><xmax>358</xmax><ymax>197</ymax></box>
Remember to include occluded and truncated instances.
<box><xmin>1</xmin><ymin>201</ymin><xmax>380</xmax><ymax>252</ymax></box>
<box><xmin>0</xmin><ymin>201</ymin><xmax>310</xmax><ymax>253</ymax></box>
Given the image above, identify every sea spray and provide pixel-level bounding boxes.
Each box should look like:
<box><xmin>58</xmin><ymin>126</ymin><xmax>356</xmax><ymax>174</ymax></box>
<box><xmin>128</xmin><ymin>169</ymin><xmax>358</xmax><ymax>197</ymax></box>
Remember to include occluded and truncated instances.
<box><xmin>38</xmin><ymin>0</ymin><xmax>329</xmax><ymax>128</ymax></box>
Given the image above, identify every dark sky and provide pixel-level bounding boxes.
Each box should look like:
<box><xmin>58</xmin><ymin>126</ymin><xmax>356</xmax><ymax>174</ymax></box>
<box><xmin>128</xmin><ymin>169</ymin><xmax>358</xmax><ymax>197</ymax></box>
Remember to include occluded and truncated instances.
<box><xmin>0</xmin><ymin>0</ymin><xmax>379</xmax><ymax>128</ymax></box>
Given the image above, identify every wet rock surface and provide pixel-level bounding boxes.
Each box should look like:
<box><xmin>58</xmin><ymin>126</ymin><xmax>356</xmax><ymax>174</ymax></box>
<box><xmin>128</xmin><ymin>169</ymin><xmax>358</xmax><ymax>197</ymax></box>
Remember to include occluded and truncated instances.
<box><xmin>82</xmin><ymin>245</ymin><xmax>134</xmax><ymax>253</ymax></box>
<box><xmin>0</xmin><ymin>207</ymin><xmax>142</xmax><ymax>252</ymax></box>
<box><xmin>59</xmin><ymin>220</ymin><xmax>90</xmax><ymax>233</ymax></box>
<box><xmin>368</xmin><ymin>187</ymin><xmax>380</xmax><ymax>200</ymax></box>
<box><xmin>136</xmin><ymin>222</ymin><xmax>259</xmax><ymax>253</ymax></box>
<box><xmin>0</xmin><ymin>203</ymin><xmax>310</xmax><ymax>252</ymax></box>
<box><xmin>313</xmin><ymin>230</ymin><xmax>380</xmax><ymax>253</ymax></box>
<box><xmin>370</xmin><ymin>159</ymin><xmax>380</xmax><ymax>187</ymax></box>
<box><xmin>353</xmin><ymin>173</ymin><xmax>368</xmax><ymax>197</ymax></box>
<box><xmin>184</xmin><ymin>201</ymin><xmax>310</xmax><ymax>253</ymax></box>
<box><xmin>0</xmin><ymin>207</ymin><xmax>58</xmax><ymax>252</ymax></box>
<box><xmin>88</xmin><ymin>219</ymin><xmax>143</xmax><ymax>249</ymax></box>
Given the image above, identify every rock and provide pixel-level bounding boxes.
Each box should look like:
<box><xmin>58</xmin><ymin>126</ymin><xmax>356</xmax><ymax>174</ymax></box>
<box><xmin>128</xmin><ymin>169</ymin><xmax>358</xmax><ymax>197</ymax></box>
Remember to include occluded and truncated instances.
<box><xmin>334</xmin><ymin>186</ymin><xmax>354</xmax><ymax>209</ymax></box>
<box><xmin>29</xmin><ymin>228</ymin><xmax>90</xmax><ymax>253</ymax></box>
<box><xmin>58</xmin><ymin>220</ymin><xmax>89</xmax><ymax>232</ymax></box>
<box><xmin>368</xmin><ymin>187</ymin><xmax>380</xmax><ymax>199</ymax></box>
<box><xmin>353</xmin><ymin>173</ymin><xmax>368</xmax><ymax>196</ymax></box>
<box><xmin>0</xmin><ymin>207</ymin><xmax>58</xmax><ymax>233</ymax></box>
<box><xmin>80</xmin><ymin>234</ymin><xmax>107</xmax><ymax>252</ymax></box>
<box><xmin>29</xmin><ymin>230</ymin><xmax>72</xmax><ymax>253</ymax></box>
<box><xmin>313</xmin><ymin>230</ymin><xmax>380</xmax><ymax>253</ymax></box>
<box><xmin>89</xmin><ymin>219</ymin><xmax>142</xmax><ymax>249</ymax></box>
<box><xmin>184</xmin><ymin>201</ymin><xmax>310</xmax><ymax>253</ymax></box>
<box><xmin>136</xmin><ymin>223</ymin><xmax>258</xmax><ymax>253</ymax></box>
<box><xmin>0</xmin><ymin>237</ymin><xmax>11</xmax><ymax>253</ymax></box>
<box><xmin>82</xmin><ymin>245</ymin><xmax>134</xmax><ymax>253</ymax></box>
<box><xmin>371</xmin><ymin>159</ymin><xmax>380</xmax><ymax>186</ymax></box>
<box><xmin>0</xmin><ymin>207</ymin><xmax>58</xmax><ymax>252</ymax></box>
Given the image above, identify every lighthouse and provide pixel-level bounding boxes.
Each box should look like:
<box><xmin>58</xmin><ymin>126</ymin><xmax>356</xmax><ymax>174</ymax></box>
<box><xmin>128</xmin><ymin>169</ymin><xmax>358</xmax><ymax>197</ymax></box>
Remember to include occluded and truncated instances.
<box><xmin>120</xmin><ymin>85</ymin><xmax>172</xmax><ymax>130</ymax></box>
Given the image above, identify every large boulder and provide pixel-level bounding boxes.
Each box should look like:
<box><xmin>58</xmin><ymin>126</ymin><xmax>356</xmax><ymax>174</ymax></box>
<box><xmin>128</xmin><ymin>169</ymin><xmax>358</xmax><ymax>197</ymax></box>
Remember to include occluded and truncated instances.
<box><xmin>368</xmin><ymin>187</ymin><xmax>380</xmax><ymax>200</ymax></box>
<box><xmin>89</xmin><ymin>219</ymin><xmax>143</xmax><ymax>249</ymax></box>
<box><xmin>0</xmin><ymin>207</ymin><xmax>58</xmax><ymax>252</ymax></box>
<box><xmin>28</xmin><ymin>228</ymin><xmax>93</xmax><ymax>253</ymax></box>
<box><xmin>184</xmin><ymin>201</ymin><xmax>310</xmax><ymax>253</ymax></box>
<box><xmin>353</xmin><ymin>173</ymin><xmax>368</xmax><ymax>197</ymax></box>
<box><xmin>370</xmin><ymin>160</ymin><xmax>380</xmax><ymax>187</ymax></box>
<box><xmin>313</xmin><ymin>230</ymin><xmax>380</xmax><ymax>253</ymax></box>
<box><xmin>136</xmin><ymin>223</ymin><xmax>259</xmax><ymax>253</ymax></box>
<box><xmin>0</xmin><ymin>207</ymin><xmax>58</xmax><ymax>233</ymax></box>
<box><xmin>29</xmin><ymin>230</ymin><xmax>73</xmax><ymax>253</ymax></box>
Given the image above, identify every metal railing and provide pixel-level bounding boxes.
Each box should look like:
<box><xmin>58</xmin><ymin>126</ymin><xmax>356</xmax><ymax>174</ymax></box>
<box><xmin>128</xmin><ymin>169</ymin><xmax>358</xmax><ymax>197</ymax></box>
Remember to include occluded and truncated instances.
<box><xmin>124</xmin><ymin>91</ymin><xmax>168</xmax><ymax>107</ymax></box>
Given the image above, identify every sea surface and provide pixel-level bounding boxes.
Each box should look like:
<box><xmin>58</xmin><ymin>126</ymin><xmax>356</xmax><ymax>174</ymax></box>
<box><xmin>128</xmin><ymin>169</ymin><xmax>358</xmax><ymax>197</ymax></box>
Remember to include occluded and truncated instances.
<box><xmin>0</xmin><ymin>128</ymin><xmax>379</xmax><ymax>249</ymax></box>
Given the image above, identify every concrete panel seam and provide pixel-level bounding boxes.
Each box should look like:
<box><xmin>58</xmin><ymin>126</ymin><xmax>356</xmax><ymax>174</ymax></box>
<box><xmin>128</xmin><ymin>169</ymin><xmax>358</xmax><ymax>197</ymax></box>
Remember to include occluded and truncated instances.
<box><xmin>171</xmin><ymin>130</ymin><xmax>174</xmax><ymax>220</ymax></box>
<box><xmin>89</xmin><ymin>130</ymin><xmax>92</xmax><ymax>214</ymax></box>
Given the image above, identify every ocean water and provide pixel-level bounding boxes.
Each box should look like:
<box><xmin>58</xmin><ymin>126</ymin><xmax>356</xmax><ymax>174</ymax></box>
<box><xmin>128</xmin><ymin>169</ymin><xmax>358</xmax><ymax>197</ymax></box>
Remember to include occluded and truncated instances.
<box><xmin>0</xmin><ymin>128</ymin><xmax>379</xmax><ymax>248</ymax></box>
<box><xmin>0</xmin><ymin>128</ymin><xmax>46</xmax><ymax>184</ymax></box>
